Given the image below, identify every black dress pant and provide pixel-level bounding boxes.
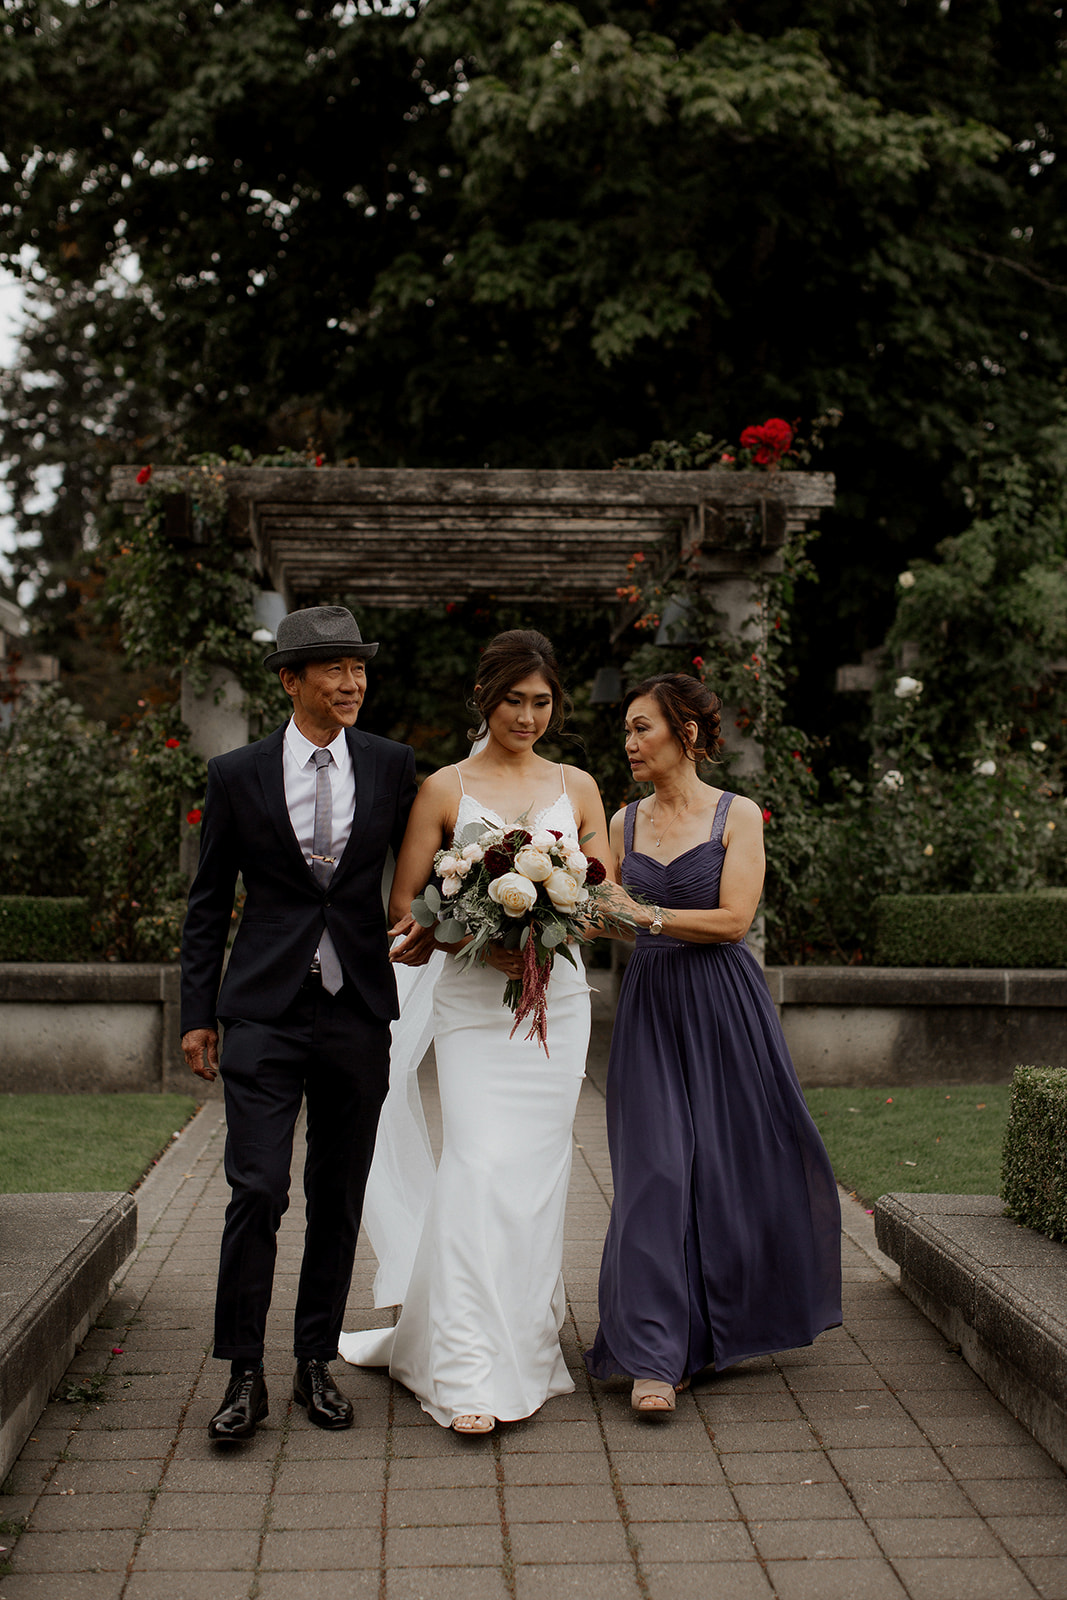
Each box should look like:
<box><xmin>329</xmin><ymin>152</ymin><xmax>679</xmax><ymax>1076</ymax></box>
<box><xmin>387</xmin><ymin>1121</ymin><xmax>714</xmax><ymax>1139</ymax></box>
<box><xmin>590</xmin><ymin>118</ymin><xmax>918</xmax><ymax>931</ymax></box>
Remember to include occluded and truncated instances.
<box><xmin>214</xmin><ymin>977</ymin><xmax>391</xmax><ymax>1362</ymax></box>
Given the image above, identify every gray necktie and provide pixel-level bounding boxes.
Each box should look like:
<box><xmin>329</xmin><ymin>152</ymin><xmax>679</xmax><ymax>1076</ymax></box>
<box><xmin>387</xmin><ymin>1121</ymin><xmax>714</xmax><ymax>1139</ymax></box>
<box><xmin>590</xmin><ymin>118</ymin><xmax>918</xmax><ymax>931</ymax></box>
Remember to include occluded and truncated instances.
<box><xmin>311</xmin><ymin>748</ymin><xmax>343</xmax><ymax>994</ymax></box>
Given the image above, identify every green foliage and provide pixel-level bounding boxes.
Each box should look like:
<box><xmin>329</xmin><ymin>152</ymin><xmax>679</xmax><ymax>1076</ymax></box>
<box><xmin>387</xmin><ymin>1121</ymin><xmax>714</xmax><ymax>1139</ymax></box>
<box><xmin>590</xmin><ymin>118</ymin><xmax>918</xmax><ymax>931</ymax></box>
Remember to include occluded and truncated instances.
<box><xmin>874</xmin><ymin>893</ymin><xmax>1067</xmax><ymax>969</ymax></box>
<box><xmin>102</xmin><ymin>460</ymin><xmax>291</xmax><ymax>728</ymax></box>
<box><xmin>886</xmin><ymin>422</ymin><xmax>1067</xmax><ymax>787</ymax></box>
<box><xmin>0</xmin><ymin>1093</ymin><xmax>198</xmax><ymax>1193</ymax></box>
<box><xmin>804</xmin><ymin>1084</ymin><xmax>1011</xmax><ymax>1209</ymax></box>
<box><xmin>0</xmin><ymin>897</ymin><xmax>92</xmax><ymax>962</ymax></box>
<box><xmin>0</xmin><ymin>686</ymin><xmax>206</xmax><ymax>959</ymax></box>
<box><xmin>1001</xmin><ymin>1066</ymin><xmax>1067</xmax><ymax>1243</ymax></box>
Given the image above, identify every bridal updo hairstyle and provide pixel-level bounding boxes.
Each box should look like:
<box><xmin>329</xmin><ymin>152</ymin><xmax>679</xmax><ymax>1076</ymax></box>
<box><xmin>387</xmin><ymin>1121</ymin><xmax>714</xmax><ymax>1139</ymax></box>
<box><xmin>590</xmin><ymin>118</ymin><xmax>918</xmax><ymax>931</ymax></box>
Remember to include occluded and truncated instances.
<box><xmin>624</xmin><ymin>673</ymin><xmax>723</xmax><ymax>765</ymax></box>
<box><xmin>471</xmin><ymin>629</ymin><xmax>570</xmax><ymax>740</ymax></box>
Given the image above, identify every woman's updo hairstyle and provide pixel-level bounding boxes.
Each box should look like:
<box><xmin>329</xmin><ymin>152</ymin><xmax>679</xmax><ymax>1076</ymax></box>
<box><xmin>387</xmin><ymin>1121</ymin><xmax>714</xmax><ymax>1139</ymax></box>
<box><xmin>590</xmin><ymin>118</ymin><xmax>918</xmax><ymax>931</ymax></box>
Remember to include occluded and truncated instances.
<box><xmin>624</xmin><ymin>673</ymin><xmax>723</xmax><ymax>764</ymax></box>
<box><xmin>470</xmin><ymin>629</ymin><xmax>570</xmax><ymax>741</ymax></box>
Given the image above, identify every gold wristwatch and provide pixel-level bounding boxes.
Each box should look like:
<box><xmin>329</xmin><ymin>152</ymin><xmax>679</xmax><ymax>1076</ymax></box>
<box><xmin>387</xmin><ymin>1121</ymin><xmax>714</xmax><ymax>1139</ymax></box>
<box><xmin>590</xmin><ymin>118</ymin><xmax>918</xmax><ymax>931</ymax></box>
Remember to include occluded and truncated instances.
<box><xmin>649</xmin><ymin>906</ymin><xmax>664</xmax><ymax>936</ymax></box>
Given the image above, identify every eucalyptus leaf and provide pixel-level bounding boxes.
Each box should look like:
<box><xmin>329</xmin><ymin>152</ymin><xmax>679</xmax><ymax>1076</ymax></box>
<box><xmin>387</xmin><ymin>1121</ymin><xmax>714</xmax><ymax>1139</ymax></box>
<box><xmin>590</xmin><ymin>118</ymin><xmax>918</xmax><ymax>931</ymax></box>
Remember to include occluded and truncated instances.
<box><xmin>411</xmin><ymin>897</ymin><xmax>437</xmax><ymax>929</ymax></box>
<box><xmin>434</xmin><ymin>918</ymin><xmax>468</xmax><ymax>942</ymax></box>
<box><xmin>541</xmin><ymin>923</ymin><xmax>566</xmax><ymax>948</ymax></box>
<box><xmin>422</xmin><ymin>882</ymin><xmax>442</xmax><ymax>914</ymax></box>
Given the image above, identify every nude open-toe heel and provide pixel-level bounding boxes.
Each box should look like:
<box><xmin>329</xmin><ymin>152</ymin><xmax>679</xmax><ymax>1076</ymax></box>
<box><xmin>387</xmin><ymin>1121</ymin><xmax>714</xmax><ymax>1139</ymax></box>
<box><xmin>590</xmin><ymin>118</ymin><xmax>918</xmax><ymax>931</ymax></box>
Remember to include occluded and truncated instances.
<box><xmin>451</xmin><ymin>1413</ymin><xmax>496</xmax><ymax>1434</ymax></box>
<box><xmin>631</xmin><ymin>1380</ymin><xmax>676</xmax><ymax>1414</ymax></box>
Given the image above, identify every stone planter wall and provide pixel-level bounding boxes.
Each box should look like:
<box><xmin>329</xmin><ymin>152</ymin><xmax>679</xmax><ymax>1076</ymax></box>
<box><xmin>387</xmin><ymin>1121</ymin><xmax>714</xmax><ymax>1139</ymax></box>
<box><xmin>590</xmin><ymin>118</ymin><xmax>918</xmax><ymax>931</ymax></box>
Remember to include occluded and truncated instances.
<box><xmin>0</xmin><ymin>964</ymin><xmax>184</xmax><ymax>1093</ymax></box>
<box><xmin>766</xmin><ymin>966</ymin><xmax>1066</xmax><ymax>1086</ymax></box>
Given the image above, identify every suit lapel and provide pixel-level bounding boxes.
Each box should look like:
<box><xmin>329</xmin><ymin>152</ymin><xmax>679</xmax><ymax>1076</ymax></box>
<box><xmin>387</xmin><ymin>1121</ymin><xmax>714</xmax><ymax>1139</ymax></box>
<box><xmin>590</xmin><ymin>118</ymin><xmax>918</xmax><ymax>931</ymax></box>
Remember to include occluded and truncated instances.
<box><xmin>333</xmin><ymin>727</ymin><xmax>376</xmax><ymax>883</ymax></box>
<box><xmin>255</xmin><ymin>724</ymin><xmax>314</xmax><ymax>879</ymax></box>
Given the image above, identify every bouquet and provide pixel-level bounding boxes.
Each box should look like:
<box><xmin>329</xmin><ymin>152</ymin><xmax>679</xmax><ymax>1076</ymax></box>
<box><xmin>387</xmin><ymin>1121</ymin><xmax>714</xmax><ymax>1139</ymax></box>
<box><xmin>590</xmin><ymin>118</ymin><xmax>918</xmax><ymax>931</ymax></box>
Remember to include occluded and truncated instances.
<box><xmin>410</xmin><ymin>816</ymin><xmax>616</xmax><ymax>1052</ymax></box>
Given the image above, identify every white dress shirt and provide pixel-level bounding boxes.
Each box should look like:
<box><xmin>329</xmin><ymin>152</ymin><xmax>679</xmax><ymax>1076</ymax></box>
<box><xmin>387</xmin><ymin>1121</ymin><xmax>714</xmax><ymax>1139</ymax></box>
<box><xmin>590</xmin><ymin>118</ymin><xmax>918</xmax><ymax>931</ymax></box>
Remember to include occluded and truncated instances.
<box><xmin>283</xmin><ymin>718</ymin><xmax>355</xmax><ymax>975</ymax></box>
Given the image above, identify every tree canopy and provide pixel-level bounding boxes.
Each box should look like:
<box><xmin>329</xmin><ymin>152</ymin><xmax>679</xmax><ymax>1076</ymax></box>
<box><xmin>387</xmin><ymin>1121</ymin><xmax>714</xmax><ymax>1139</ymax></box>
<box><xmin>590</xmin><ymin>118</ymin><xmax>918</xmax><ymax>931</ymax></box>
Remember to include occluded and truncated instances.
<box><xmin>2</xmin><ymin>0</ymin><xmax>1065</xmax><ymax>730</ymax></box>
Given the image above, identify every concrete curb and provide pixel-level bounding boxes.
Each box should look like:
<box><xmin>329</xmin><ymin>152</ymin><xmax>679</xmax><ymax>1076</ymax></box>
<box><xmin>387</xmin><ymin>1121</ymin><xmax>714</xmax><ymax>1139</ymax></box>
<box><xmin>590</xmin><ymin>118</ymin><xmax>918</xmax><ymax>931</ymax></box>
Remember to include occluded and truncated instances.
<box><xmin>0</xmin><ymin>1192</ymin><xmax>136</xmax><ymax>1486</ymax></box>
<box><xmin>875</xmin><ymin>1191</ymin><xmax>1067</xmax><ymax>1472</ymax></box>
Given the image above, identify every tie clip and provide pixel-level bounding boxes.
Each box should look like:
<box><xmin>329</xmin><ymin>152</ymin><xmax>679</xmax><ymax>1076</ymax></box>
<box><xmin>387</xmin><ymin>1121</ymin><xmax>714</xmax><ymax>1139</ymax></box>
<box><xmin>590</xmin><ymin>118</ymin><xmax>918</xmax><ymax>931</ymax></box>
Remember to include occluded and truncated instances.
<box><xmin>311</xmin><ymin>853</ymin><xmax>337</xmax><ymax>864</ymax></box>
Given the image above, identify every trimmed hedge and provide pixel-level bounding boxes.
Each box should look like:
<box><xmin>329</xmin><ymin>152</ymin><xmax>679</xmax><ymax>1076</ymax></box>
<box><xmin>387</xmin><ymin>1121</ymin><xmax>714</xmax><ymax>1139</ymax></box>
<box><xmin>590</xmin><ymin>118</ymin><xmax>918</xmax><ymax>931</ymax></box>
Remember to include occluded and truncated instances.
<box><xmin>1001</xmin><ymin>1066</ymin><xmax>1067</xmax><ymax>1243</ymax></box>
<box><xmin>874</xmin><ymin>892</ymin><xmax>1067</xmax><ymax>968</ymax></box>
<box><xmin>0</xmin><ymin>896</ymin><xmax>93</xmax><ymax>961</ymax></box>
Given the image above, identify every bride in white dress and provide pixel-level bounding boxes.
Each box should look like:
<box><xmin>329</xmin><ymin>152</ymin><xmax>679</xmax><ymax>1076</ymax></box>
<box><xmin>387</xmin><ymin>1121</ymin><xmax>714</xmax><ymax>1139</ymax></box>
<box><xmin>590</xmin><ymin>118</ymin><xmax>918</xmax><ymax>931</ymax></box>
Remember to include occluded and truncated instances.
<box><xmin>340</xmin><ymin>630</ymin><xmax>612</xmax><ymax>1434</ymax></box>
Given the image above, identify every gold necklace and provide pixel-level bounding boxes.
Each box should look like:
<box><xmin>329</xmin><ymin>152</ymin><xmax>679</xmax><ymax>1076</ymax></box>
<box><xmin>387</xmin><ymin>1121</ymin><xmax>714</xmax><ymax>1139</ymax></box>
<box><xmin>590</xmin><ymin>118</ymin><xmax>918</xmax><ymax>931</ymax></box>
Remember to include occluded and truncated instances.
<box><xmin>650</xmin><ymin>798</ymin><xmax>690</xmax><ymax>848</ymax></box>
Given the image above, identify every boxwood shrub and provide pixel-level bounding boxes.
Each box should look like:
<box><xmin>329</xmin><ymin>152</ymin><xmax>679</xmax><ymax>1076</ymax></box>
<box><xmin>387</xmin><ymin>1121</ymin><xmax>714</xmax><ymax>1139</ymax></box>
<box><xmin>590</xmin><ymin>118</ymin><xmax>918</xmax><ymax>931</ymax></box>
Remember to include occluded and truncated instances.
<box><xmin>0</xmin><ymin>896</ymin><xmax>93</xmax><ymax>962</ymax></box>
<box><xmin>874</xmin><ymin>892</ymin><xmax>1067</xmax><ymax>968</ymax></box>
<box><xmin>1001</xmin><ymin>1066</ymin><xmax>1067</xmax><ymax>1243</ymax></box>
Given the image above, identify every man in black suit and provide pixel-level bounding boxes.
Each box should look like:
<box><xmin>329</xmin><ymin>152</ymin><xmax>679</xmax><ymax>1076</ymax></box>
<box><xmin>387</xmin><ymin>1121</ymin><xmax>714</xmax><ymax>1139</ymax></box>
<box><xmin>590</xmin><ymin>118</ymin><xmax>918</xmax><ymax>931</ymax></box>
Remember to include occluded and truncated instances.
<box><xmin>180</xmin><ymin>605</ymin><xmax>419</xmax><ymax>1442</ymax></box>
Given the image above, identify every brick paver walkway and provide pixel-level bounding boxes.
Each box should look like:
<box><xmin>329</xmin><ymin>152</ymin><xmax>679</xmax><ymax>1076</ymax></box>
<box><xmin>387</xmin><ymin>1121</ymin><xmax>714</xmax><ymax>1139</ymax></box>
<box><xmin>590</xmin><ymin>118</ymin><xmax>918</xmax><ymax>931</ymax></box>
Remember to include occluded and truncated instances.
<box><xmin>3</xmin><ymin>1043</ymin><xmax>1066</xmax><ymax>1600</ymax></box>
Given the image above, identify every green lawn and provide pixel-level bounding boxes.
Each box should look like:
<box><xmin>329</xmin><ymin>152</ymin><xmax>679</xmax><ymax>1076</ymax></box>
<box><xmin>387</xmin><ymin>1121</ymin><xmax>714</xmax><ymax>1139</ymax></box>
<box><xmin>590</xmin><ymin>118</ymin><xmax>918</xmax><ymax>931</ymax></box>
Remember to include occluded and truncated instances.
<box><xmin>804</xmin><ymin>1084</ymin><xmax>1012</xmax><ymax>1209</ymax></box>
<box><xmin>0</xmin><ymin>1094</ymin><xmax>199</xmax><ymax>1193</ymax></box>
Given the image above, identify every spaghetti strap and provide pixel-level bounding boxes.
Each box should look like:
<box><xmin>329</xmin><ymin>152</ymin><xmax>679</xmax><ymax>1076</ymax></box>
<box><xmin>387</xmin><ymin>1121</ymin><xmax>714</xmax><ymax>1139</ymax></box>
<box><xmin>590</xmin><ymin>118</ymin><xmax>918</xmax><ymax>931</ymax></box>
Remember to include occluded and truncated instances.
<box><xmin>623</xmin><ymin>800</ymin><xmax>639</xmax><ymax>857</ymax></box>
<box><xmin>710</xmin><ymin>791</ymin><xmax>734</xmax><ymax>847</ymax></box>
<box><xmin>559</xmin><ymin>764</ymin><xmax>568</xmax><ymax>796</ymax></box>
<box><xmin>454</xmin><ymin>765</ymin><xmax>467</xmax><ymax>798</ymax></box>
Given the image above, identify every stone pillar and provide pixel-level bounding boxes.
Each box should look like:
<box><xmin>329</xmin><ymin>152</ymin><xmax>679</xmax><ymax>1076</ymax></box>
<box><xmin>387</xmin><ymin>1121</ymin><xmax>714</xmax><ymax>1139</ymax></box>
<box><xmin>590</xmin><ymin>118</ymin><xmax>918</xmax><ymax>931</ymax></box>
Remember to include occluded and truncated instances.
<box><xmin>180</xmin><ymin>666</ymin><xmax>249</xmax><ymax>877</ymax></box>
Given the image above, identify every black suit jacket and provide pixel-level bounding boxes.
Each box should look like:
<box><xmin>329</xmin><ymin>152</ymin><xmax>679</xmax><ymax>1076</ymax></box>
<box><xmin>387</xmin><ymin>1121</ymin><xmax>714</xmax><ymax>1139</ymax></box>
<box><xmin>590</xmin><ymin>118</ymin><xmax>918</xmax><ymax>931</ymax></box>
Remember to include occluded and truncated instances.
<box><xmin>180</xmin><ymin>722</ymin><xmax>417</xmax><ymax>1035</ymax></box>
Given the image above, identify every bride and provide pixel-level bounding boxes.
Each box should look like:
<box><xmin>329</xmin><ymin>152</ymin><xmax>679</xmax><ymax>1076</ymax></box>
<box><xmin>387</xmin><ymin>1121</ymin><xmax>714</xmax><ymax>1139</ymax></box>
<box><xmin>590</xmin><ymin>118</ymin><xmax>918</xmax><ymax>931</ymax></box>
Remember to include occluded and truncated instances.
<box><xmin>340</xmin><ymin>630</ymin><xmax>613</xmax><ymax>1434</ymax></box>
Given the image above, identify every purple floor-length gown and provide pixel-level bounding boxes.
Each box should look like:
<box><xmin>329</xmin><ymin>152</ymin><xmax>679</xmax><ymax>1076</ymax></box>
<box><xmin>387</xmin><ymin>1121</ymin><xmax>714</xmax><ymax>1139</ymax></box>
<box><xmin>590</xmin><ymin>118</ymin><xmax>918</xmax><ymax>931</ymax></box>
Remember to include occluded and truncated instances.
<box><xmin>585</xmin><ymin>794</ymin><xmax>842</xmax><ymax>1383</ymax></box>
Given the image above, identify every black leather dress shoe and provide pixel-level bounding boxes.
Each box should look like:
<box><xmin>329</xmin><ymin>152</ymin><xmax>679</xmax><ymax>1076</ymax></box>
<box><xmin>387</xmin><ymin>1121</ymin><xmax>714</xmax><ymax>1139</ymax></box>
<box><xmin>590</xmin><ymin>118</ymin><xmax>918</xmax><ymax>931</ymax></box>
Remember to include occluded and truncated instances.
<box><xmin>293</xmin><ymin>1359</ymin><xmax>354</xmax><ymax>1429</ymax></box>
<box><xmin>208</xmin><ymin>1369</ymin><xmax>268</xmax><ymax>1442</ymax></box>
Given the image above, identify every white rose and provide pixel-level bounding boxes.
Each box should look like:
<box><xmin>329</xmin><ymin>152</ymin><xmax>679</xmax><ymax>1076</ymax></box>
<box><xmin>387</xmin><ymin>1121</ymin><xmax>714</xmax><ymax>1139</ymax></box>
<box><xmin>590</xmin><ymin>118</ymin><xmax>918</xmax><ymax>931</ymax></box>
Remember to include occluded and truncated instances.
<box><xmin>488</xmin><ymin>871</ymin><xmax>539</xmax><ymax>917</ymax></box>
<box><xmin>514</xmin><ymin>845</ymin><xmax>554</xmax><ymax>882</ymax></box>
<box><xmin>880</xmin><ymin>770</ymin><xmax>905</xmax><ymax>791</ymax></box>
<box><xmin>461</xmin><ymin>842</ymin><xmax>485</xmax><ymax>862</ymax></box>
<box><xmin>453</xmin><ymin>856</ymin><xmax>472</xmax><ymax>876</ymax></box>
<box><xmin>544</xmin><ymin>868</ymin><xmax>585</xmax><ymax>913</ymax></box>
<box><xmin>441</xmin><ymin>875</ymin><xmax>462</xmax><ymax>897</ymax></box>
<box><xmin>1032</xmin><ymin>740</ymin><xmax>1047</xmax><ymax>754</ymax></box>
<box><xmin>564</xmin><ymin>850</ymin><xmax>588</xmax><ymax>883</ymax></box>
<box><xmin>898</xmin><ymin>571</ymin><xmax>917</xmax><ymax>589</ymax></box>
<box><xmin>973</xmin><ymin>759</ymin><xmax>996</xmax><ymax>777</ymax></box>
<box><xmin>530</xmin><ymin>830</ymin><xmax>556</xmax><ymax>850</ymax></box>
<box><xmin>894</xmin><ymin>676</ymin><xmax>923</xmax><ymax>700</ymax></box>
<box><xmin>437</xmin><ymin>854</ymin><xmax>460</xmax><ymax>877</ymax></box>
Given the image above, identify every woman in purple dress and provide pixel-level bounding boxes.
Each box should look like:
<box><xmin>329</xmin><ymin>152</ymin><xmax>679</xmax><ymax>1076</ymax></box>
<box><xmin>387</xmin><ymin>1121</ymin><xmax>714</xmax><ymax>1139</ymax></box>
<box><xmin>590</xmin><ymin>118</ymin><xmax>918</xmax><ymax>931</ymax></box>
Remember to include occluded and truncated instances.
<box><xmin>585</xmin><ymin>673</ymin><xmax>842</xmax><ymax>1414</ymax></box>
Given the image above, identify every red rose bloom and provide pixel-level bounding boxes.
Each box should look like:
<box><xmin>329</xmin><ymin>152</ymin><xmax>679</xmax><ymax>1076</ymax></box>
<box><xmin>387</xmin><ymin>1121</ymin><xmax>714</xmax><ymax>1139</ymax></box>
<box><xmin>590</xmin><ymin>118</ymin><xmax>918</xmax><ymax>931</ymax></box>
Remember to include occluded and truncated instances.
<box><xmin>739</xmin><ymin>418</ymin><xmax>794</xmax><ymax>466</ymax></box>
<box><xmin>483</xmin><ymin>846</ymin><xmax>512</xmax><ymax>877</ymax></box>
<box><xmin>136</xmin><ymin>464</ymin><xmax>152</xmax><ymax>485</ymax></box>
<box><xmin>165</xmin><ymin>737</ymin><xmax>180</xmax><ymax>749</ymax></box>
<box><xmin>762</xmin><ymin>807</ymin><xmax>772</xmax><ymax>822</ymax></box>
<box><xmin>186</xmin><ymin>808</ymin><xmax>202</xmax><ymax>826</ymax></box>
<box><xmin>504</xmin><ymin>827</ymin><xmax>532</xmax><ymax>849</ymax></box>
<box><xmin>584</xmin><ymin>857</ymin><xmax>607</xmax><ymax>886</ymax></box>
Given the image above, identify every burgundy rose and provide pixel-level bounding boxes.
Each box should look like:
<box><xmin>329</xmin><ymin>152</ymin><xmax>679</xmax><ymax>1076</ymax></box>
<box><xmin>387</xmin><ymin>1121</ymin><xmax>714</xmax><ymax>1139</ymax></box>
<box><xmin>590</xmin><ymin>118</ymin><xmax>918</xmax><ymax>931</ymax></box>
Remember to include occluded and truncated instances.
<box><xmin>503</xmin><ymin>827</ymin><xmax>532</xmax><ymax>848</ymax></box>
<box><xmin>483</xmin><ymin>846</ymin><xmax>512</xmax><ymax>877</ymax></box>
<box><xmin>584</xmin><ymin>857</ymin><xmax>607</xmax><ymax>886</ymax></box>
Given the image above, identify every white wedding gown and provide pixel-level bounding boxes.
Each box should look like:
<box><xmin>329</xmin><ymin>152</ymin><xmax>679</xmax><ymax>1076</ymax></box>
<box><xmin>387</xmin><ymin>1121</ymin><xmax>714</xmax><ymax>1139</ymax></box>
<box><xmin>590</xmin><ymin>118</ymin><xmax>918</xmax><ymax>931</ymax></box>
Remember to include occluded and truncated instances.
<box><xmin>340</xmin><ymin>782</ymin><xmax>591</xmax><ymax>1426</ymax></box>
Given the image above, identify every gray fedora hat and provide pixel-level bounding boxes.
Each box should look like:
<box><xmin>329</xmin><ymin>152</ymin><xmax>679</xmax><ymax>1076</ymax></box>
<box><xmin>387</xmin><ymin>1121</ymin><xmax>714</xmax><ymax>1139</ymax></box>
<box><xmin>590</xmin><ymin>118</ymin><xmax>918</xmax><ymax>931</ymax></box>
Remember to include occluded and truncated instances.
<box><xmin>263</xmin><ymin>605</ymin><xmax>379</xmax><ymax>670</ymax></box>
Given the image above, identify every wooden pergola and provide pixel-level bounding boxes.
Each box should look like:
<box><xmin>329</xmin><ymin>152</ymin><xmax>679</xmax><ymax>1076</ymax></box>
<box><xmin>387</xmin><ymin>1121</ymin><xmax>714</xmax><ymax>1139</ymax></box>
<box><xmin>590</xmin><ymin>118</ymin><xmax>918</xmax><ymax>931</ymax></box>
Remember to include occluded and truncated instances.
<box><xmin>110</xmin><ymin>466</ymin><xmax>835</xmax><ymax>607</ymax></box>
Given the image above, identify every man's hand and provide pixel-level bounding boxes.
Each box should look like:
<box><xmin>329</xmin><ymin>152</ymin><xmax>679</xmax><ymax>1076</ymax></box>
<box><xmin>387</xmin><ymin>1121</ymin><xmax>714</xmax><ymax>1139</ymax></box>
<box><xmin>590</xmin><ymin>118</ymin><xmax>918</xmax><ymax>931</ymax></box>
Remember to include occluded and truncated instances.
<box><xmin>182</xmin><ymin>1028</ymin><xmax>220</xmax><ymax>1082</ymax></box>
<box><xmin>389</xmin><ymin>913</ymin><xmax>438</xmax><ymax>967</ymax></box>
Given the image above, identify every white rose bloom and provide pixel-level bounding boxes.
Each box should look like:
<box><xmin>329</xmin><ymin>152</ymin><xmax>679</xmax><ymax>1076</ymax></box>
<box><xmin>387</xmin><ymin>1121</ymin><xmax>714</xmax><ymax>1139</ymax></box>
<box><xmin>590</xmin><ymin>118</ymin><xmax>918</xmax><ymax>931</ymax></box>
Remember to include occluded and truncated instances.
<box><xmin>898</xmin><ymin>570</ymin><xmax>917</xmax><ymax>589</ymax></box>
<box><xmin>1032</xmin><ymin>740</ymin><xmax>1047</xmax><ymax>753</ymax></box>
<box><xmin>973</xmin><ymin>759</ymin><xmax>997</xmax><ymax>777</ymax></box>
<box><xmin>564</xmin><ymin>850</ymin><xmax>589</xmax><ymax>883</ymax></box>
<box><xmin>530</xmin><ymin>830</ymin><xmax>556</xmax><ymax>850</ymax></box>
<box><xmin>488</xmin><ymin>872</ymin><xmax>539</xmax><ymax>917</ymax></box>
<box><xmin>461</xmin><ymin>842</ymin><xmax>485</xmax><ymax>862</ymax></box>
<box><xmin>453</xmin><ymin>856</ymin><xmax>472</xmax><ymax>876</ymax></box>
<box><xmin>544</xmin><ymin>868</ymin><xmax>584</xmax><ymax>913</ymax></box>
<box><xmin>514</xmin><ymin>845</ymin><xmax>554</xmax><ymax>882</ymax></box>
<box><xmin>880</xmin><ymin>770</ymin><xmax>905</xmax><ymax>791</ymax></box>
<box><xmin>894</xmin><ymin>676</ymin><xmax>923</xmax><ymax>700</ymax></box>
<box><xmin>441</xmin><ymin>875</ymin><xmax>463</xmax><ymax>897</ymax></box>
<box><xmin>437</xmin><ymin>854</ymin><xmax>460</xmax><ymax>877</ymax></box>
